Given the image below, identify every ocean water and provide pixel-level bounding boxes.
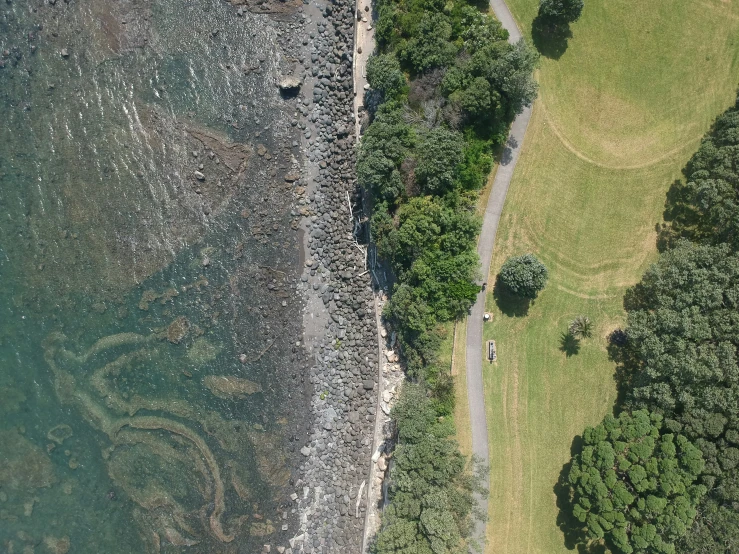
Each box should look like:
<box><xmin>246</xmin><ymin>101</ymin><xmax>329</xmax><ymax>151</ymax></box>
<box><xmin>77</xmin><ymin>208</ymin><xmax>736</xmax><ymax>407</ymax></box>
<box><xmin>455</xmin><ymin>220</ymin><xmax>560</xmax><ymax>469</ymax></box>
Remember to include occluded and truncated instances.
<box><xmin>0</xmin><ymin>0</ymin><xmax>309</xmax><ymax>552</ymax></box>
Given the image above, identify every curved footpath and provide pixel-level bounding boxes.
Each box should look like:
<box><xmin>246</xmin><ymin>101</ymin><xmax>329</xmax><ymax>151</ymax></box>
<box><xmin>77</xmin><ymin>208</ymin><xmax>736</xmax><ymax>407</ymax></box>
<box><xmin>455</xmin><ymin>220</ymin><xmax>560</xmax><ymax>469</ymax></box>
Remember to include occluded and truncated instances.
<box><xmin>466</xmin><ymin>0</ymin><xmax>532</xmax><ymax>549</ymax></box>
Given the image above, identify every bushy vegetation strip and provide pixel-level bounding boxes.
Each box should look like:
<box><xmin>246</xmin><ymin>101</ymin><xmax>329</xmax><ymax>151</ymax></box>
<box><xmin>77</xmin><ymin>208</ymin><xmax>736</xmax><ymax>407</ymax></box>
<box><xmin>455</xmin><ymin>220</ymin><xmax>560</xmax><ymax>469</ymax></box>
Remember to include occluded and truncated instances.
<box><xmin>563</xmin><ymin>96</ymin><xmax>739</xmax><ymax>553</ymax></box>
<box><xmin>359</xmin><ymin>0</ymin><xmax>538</xmax><ymax>550</ymax></box>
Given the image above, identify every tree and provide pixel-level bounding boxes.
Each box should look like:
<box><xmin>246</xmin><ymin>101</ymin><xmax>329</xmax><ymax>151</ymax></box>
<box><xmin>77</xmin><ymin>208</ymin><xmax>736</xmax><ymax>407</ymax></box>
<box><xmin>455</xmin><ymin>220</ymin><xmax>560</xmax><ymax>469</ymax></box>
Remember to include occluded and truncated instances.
<box><xmin>461</xmin><ymin>10</ymin><xmax>508</xmax><ymax>55</ymax></box>
<box><xmin>458</xmin><ymin>76</ymin><xmax>495</xmax><ymax>119</ymax></box>
<box><xmin>462</xmin><ymin>39</ymin><xmax>540</xmax><ymax>121</ymax></box>
<box><xmin>378</xmin><ymin>196</ymin><xmax>444</xmax><ymax>270</ymax></box>
<box><xmin>398</xmin><ymin>12</ymin><xmax>458</xmax><ymax>73</ymax></box>
<box><xmin>414</xmin><ymin>127</ymin><xmax>464</xmax><ymax>194</ymax></box>
<box><xmin>405</xmin><ymin>248</ymin><xmax>481</xmax><ymax>321</ymax></box>
<box><xmin>568</xmin><ymin>410</ymin><xmax>706</xmax><ymax>554</ymax></box>
<box><xmin>569</xmin><ymin>315</ymin><xmax>593</xmax><ymax>338</ymax></box>
<box><xmin>384</xmin><ymin>283</ymin><xmax>436</xmax><ymax>335</ymax></box>
<box><xmin>538</xmin><ymin>0</ymin><xmax>584</xmax><ymax>25</ymax></box>
<box><xmin>367</xmin><ymin>53</ymin><xmax>407</xmax><ymax>99</ymax></box>
<box><xmin>498</xmin><ymin>253</ymin><xmax>548</xmax><ymax>299</ymax></box>
<box><xmin>357</xmin><ymin>102</ymin><xmax>416</xmax><ymax>201</ymax></box>
<box><xmin>679</xmin><ymin>499</ymin><xmax>739</xmax><ymax>553</ymax></box>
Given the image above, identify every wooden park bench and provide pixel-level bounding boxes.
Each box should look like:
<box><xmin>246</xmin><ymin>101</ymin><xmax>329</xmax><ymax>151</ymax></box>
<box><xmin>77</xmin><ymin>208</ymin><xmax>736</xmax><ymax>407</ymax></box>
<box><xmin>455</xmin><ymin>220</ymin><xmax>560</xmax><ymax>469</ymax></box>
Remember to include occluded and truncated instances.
<box><xmin>487</xmin><ymin>339</ymin><xmax>497</xmax><ymax>362</ymax></box>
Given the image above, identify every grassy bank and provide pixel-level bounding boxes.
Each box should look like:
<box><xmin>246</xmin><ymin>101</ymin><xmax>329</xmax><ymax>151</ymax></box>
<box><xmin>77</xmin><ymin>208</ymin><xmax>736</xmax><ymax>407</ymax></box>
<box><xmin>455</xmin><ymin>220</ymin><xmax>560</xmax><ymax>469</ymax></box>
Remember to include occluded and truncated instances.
<box><xmin>480</xmin><ymin>1</ymin><xmax>739</xmax><ymax>552</ymax></box>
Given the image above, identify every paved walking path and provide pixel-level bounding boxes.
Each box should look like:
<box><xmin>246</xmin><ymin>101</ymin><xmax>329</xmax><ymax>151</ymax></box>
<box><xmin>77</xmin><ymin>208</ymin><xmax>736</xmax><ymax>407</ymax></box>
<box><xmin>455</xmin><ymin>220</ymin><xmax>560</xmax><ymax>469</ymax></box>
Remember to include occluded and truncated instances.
<box><xmin>466</xmin><ymin>1</ymin><xmax>531</xmax><ymax>549</ymax></box>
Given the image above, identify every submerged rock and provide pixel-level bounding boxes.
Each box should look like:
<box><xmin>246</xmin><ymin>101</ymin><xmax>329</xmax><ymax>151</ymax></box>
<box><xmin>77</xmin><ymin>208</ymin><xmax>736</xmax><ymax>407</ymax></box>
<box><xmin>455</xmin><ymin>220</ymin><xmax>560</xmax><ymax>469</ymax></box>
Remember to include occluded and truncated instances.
<box><xmin>166</xmin><ymin>316</ymin><xmax>190</xmax><ymax>344</ymax></box>
<box><xmin>187</xmin><ymin>337</ymin><xmax>220</xmax><ymax>364</ymax></box>
<box><xmin>0</xmin><ymin>429</ymin><xmax>56</xmax><ymax>489</ymax></box>
<box><xmin>204</xmin><ymin>375</ymin><xmax>262</xmax><ymax>398</ymax></box>
<box><xmin>0</xmin><ymin>386</ymin><xmax>26</xmax><ymax>413</ymax></box>
<box><xmin>47</xmin><ymin>423</ymin><xmax>73</xmax><ymax>445</ymax></box>
<box><xmin>43</xmin><ymin>535</ymin><xmax>71</xmax><ymax>554</ymax></box>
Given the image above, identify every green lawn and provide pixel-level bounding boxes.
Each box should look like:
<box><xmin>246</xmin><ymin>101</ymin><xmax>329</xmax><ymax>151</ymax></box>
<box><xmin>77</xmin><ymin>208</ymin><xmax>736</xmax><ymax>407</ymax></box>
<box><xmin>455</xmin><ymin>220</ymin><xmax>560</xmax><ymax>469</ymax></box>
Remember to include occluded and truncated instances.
<box><xmin>480</xmin><ymin>1</ymin><xmax>739</xmax><ymax>553</ymax></box>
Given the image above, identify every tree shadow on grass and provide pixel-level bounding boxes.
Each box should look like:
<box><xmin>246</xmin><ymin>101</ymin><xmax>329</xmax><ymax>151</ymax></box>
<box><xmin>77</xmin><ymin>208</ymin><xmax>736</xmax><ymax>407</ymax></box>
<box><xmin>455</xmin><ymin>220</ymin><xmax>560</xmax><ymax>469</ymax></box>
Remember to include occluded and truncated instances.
<box><xmin>554</xmin><ymin>436</ymin><xmax>608</xmax><ymax>553</ymax></box>
<box><xmin>559</xmin><ymin>331</ymin><xmax>581</xmax><ymax>357</ymax></box>
<box><xmin>493</xmin><ymin>276</ymin><xmax>531</xmax><ymax>317</ymax></box>
<box><xmin>606</xmin><ymin>328</ymin><xmax>633</xmax><ymax>413</ymax></box>
<box><xmin>532</xmin><ymin>15</ymin><xmax>573</xmax><ymax>60</ymax></box>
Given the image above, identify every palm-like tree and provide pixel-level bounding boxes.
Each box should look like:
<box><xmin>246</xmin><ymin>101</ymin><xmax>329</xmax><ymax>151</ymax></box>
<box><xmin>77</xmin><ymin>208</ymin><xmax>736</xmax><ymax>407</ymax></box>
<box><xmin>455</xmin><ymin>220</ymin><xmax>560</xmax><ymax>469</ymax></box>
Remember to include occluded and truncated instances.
<box><xmin>569</xmin><ymin>315</ymin><xmax>593</xmax><ymax>339</ymax></box>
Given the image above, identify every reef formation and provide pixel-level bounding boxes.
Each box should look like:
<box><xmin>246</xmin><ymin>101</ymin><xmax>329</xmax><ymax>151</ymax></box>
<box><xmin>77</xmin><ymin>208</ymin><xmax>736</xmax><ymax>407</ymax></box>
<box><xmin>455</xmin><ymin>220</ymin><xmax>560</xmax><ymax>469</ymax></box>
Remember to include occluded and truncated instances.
<box><xmin>42</xmin><ymin>326</ymin><xmax>288</xmax><ymax>551</ymax></box>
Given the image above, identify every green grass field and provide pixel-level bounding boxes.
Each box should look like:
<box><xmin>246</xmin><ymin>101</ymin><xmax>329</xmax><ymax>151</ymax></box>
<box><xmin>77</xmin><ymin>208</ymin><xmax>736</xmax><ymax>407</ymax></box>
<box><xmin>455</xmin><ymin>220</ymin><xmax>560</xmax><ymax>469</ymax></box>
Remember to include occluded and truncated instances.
<box><xmin>480</xmin><ymin>1</ymin><xmax>739</xmax><ymax>552</ymax></box>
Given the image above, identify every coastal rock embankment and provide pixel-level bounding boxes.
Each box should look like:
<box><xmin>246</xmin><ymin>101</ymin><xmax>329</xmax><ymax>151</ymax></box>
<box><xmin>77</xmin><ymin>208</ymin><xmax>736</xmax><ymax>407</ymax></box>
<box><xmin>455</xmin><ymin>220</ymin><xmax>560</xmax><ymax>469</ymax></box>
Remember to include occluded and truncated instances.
<box><xmin>285</xmin><ymin>0</ymin><xmax>381</xmax><ymax>551</ymax></box>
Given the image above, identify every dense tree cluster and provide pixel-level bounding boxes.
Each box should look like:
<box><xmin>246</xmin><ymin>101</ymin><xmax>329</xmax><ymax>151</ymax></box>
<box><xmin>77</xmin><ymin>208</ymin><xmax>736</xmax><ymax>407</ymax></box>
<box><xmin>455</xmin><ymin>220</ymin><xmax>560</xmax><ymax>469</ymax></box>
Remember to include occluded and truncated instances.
<box><xmin>565</xmin><ymin>95</ymin><xmax>739</xmax><ymax>553</ymax></box>
<box><xmin>361</xmin><ymin>0</ymin><xmax>539</xmax><ymax>378</ymax></box>
<box><xmin>363</xmin><ymin>0</ymin><xmax>539</xmax><ymax>551</ymax></box>
<box><xmin>374</xmin><ymin>0</ymin><xmax>538</xmax><ymax>130</ymax></box>
<box><xmin>373</xmin><ymin>385</ymin><xmax>480</xmax><ymax>554</ymax></box>
<box><xmin>569</xmin><ymin>410</ymin><xmax>706</xmax><ymax>554</ymax></box>
<box><xmin>622</xmin><ymin>241</ymin><xmax>739</xmax><ymax>553</ymax></box>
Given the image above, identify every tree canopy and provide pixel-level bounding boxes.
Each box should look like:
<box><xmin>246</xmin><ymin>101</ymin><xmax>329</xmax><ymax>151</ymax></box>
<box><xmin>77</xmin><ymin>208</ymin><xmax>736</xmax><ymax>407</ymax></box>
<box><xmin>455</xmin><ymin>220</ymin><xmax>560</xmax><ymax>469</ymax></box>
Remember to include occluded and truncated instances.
<box><xmin>619</xmin><ymin>241</ymin><xmax>739</xmax><ymax>552</ymax></box>
<box><xmin>372</xmin><ymin>385</ymin><xmax>480</xmax><ymax>554</ymax></box>
<box><xmin>415</xmin><ymin>128</ymin><xmax>465</xmax><ymax>194</ymax></box>
<box><xmin>498</xmin><ymin>253</ymin><xmax>548</xmax><ymax>299</ymax></box>
<box><xmin>568</xmin><ymin>410</ymin><xmax>706</xmax><ymax>554</ymax></box>
<box><xmin>661</xmin><ymin>96</ymin><xmax>739</xmax><ymax>251</ymax></box>
<box><xmin>357</xmin><ymin>102</ymin><xmax>416</xmax><ymax>201</ymax></box>
<box><xmin>367</xmin><ymin>54</ymin><xmax>408</xmax><ymax>100</ymax></box>
<box><xmin>538</xmin><ymin>0</ymin><xmax>584</xmax><ymax>25</ymax></box>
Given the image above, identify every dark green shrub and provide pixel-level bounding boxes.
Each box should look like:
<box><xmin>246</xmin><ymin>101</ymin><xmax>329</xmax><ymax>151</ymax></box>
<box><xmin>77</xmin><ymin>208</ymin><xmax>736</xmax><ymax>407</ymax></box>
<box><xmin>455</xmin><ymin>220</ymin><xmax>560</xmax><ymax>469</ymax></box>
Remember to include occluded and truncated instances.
<box><xmin>498</xmin><ymin>253</ymin><xmax>548</xmax><ymax>299</ymax></box>
<box><xmin>366</xmin><ymin>54</ymin><xmax>407</xmax><ymax>99</ymax></box>
<box><xmin>415</xmin><ymin>127</ymin><xmax>464</xmax><ymax>194</ymax></box>
<box><xmin>538</xmin><ymin>0</ymin><xmax>584</xmax><ymax>24</ymax></box>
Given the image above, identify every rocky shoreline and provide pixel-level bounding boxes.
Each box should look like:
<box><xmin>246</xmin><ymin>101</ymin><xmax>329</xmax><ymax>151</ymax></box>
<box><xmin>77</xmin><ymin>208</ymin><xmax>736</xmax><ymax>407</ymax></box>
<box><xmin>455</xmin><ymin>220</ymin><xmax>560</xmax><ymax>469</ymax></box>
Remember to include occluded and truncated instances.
<box><xmin>274</xmin><ymin>0</ymin><xmax>382</xmax><ymax>551</ymax></box>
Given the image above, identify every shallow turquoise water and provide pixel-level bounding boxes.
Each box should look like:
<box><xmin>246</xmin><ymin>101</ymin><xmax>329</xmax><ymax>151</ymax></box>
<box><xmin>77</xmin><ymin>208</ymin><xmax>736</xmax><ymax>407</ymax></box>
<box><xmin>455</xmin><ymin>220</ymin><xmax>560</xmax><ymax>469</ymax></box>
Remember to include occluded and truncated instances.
<box><xmin>0</xmin><ymin>0</ymin><xmax>307</xmax><ymax>551</ymax></box>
